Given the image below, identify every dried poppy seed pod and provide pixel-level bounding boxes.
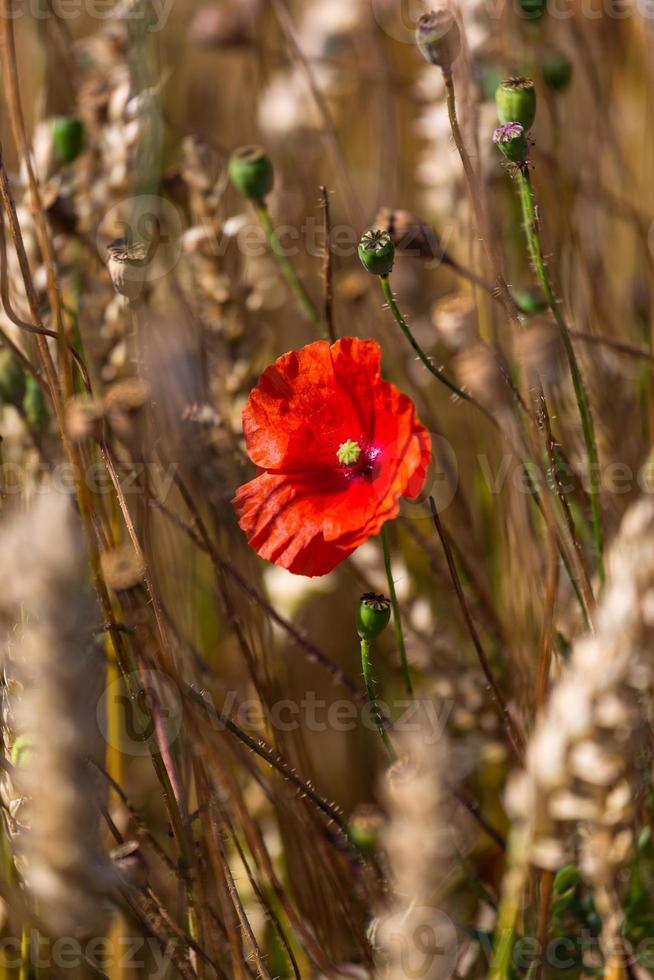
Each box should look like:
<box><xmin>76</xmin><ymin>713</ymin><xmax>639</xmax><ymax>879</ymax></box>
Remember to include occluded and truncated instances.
<box><xmin>100</xmin><ymin>543</ymin><xmax>144</xmax><ymax>594</ymax></box>
<box><xmin>65</xmin><ymin>395</ymin><xmax>105</xmax><ymax>443</ymax></box>
<box><xmin>357</xmin><ymin>592</ymin><xmax>391</xmax><ymax>641</ymax></box>
<box><xmin>228</xmin><ymin>145</ymin><xmax>274</xmax><ymax>202</ymax></box>
<box><xmin>415</xmin><ymin>9</ymin><xmax>460</xmax><ymax>73</ymax></box>
<box><xmin>496</xmin><ymin>77</ymin><xmax>537</xmax><ymax>131</ymax></box>
<box><xmin>51</xmin><ymin>116</ymin><xmax>85</xmax><ymax>165</ymax></box>
<box><xmin>493</xmin><ymin>123</ymin><xmax>529</xmax><ymax>165</ymax></box>
<box><xmin>542</xmin><ymin>51</ymin><xmax>573</xmax><ymax>92</ymax></box>
<box><xmin>358</xmin><ymin>229</ymin><xmax>395</xmax><ymax>277</ymax></box>
<box><xmin>106</xmin><ymin>238</ymin><xmax>149</xmax><ymax>303</ymax></box>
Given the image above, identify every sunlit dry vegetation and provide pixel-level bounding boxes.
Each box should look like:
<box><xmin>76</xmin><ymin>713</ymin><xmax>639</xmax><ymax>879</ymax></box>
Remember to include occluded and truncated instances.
<box><xmin>1</xmin><ymin>1</ymin><xmax>654</xmax><ymax>977</ymax></box>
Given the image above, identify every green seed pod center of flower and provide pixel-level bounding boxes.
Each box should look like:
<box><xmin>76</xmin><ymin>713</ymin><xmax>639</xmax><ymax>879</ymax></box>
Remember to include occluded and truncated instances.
<box><xmin>337</xmin><ymin>439</ymin><xmax>362</xmax><ymax>466</ymax></box>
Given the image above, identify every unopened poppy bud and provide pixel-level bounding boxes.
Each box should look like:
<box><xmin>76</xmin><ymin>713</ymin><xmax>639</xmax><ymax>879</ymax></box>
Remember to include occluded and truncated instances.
<box><xmin>415</xmin><ymin>9</ymin><xmax>460</xmax><ymax>72</ymax></box>
<box><xmin>518</xmin><ymin>0</ymin><xmax>547</xmax><ymax>19</ymax></box>
<box><xmin>358</xmin><ymin>229</ymin><xmax>395</xmax><ymax>277</ymax></box>
<box><xmin>52</xmin><ymin>116</ymin><xmax>85</xmax><ymax>165</ymax></box>
<box><xmin>496</xmin><ymin>77</ymin><xmax>537</xmax><ymax>131</ymax></box>
<box><xmin>228</xmin><ymin>145</ymin><xmax>274</xmax><ymax>202</ymax></box>
<box><xmin>513</xmin><ymin>289</ymin><xmax>548</xmax><ymax>315</ymax></box>
<box><xmin>542</xmin><ymin>51</ymin><xmax>573</xmax><ymax>92</ymax></box>
<box><xmin>0</xmin><ymin>350</ymin><xmax>26</xmax><ymax>408</ymax></box>
<box><xmin>493</xmin><ymin>122</ymin><xmax>529</xmax><ymax>165</ymax></box>
<box><xmin>357</xmin><ymin>592</ymin><xmax>391</xmax><ymax>641</ymax></box>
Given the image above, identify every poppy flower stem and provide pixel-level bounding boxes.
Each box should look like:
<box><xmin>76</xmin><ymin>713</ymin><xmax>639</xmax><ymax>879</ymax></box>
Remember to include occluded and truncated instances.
<box><xmin>381</xmin><ymin>523</ymin><xmax>414</xmax><ymax>698</ymax></box>
<box><xmin>255</xmin><ymin>202</ymin><xmax>322</xmax><ymax>330</ymax></box>
<box><xmin>360</xmin><ymin>637</ymin><xmax>395</xmax><ymax>758</ymax></box>
<box><xmin>514</xmin><ymin>165</ymin><xmax>605</xmax><ymax>586</ymax></box>
<box><xmin>378</xmin><ymin>274</ymin><xmax>472</xmax><ymax>404</ymax></box>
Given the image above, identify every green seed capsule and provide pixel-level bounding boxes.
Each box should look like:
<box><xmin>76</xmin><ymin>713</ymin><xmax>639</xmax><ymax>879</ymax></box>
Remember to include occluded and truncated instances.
<box><xmin>358</xmin><ymin>229</ymin><xmax>395</xmax><ymax>277</ymax></box>
<box><xmin>415</xmin><ymin>9</ymin><xmax>460</xmax><ymax>72</ymax></box>
<box><xmin>0</xmin><ymin>349</ymin><xmax>26</xmax><ymax>407</ymax></box>
<box><xmin>228</xmin><ymin>145</ymin><xmax>274</xmax><ymax>202</ymax></box>
<box><xmin>52</xmin><ymin>116</ymin><xmax>85</xmax><ymax>165</ymax></box>
<box><xmin>357</xmin><ymin>592</ymin><xmax>391</xmax><ymax>641</ymax></box>
<box><xmin>542</xmin><ymin>51</ymin><xmax>573</xmax><ymax>92</ymax></box>
<box><xmin>493</xmin><ymin>123</ymin><xmax>529</xmax><ymax>165</ymax></box>
<box><xmin>496</xmin><ymin>77</ymin><xmax>537</xmax><ymax>131</ymax></box>
<box><xmin>23</xmin><ymin>373</ymin><xmax>49</xmax><ymax>437</ymax></box>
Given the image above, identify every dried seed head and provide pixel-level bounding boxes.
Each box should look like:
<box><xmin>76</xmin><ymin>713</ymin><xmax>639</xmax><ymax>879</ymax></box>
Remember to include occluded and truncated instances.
<box><xmin>415</xmin><ymin>9</ymin><xmax>461</xmax><ymax>72</ymax></box>
<box><xmin>431</xmin><ymin>294</ymin><xmax>479</xmax><ymax>349</ymax></box>
<box><xmin>100</xmin><ymin>542</ymin><xmax>144</xmax><ymax>593</ymax></box>
<box><xmin>104</xmin><ymin>377</ymin><xmax>150</xmax><ymax>447</ymax></box>
<box><xmin>496</xmin><ymin>77</ymin><xmax>537</xmax><ymax>131</ymax></box>
<box><xmin>65</xmin><ymin>395</ymin><xmax>105</xmax><ymax>443</ymax></box>
<box><xmin>106</xmin><ymin>238</ymin><xmax>149</xmax><ymax>301</ymax></box>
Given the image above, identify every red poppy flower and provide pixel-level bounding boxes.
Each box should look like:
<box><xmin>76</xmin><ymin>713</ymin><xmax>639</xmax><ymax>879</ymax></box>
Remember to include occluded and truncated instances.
<box><xmin>232</xmin><ymin>337</ymin><xmax>431</xmax><ymax>577</ymax></box>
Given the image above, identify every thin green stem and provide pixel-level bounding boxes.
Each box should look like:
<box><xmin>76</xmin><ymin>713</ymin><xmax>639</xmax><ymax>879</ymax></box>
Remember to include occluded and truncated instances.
<box><xmin>360</xmin><ymin>637</ymin><xmax>395</xmax><ymax>758</ymax></box>
<box><xmin>379</xmin><ymin>274</ymin><xmax>476</xmax><ymax>405</ymax></box>
<box><xmin>255</xmin><ymin>202</ymin><xmax>321</xmax><ymax>328</ymax></box>
<box><xmin>516</xmin><ymin>166</ymin><xmax>605</xmax><ymax>585</ymax></box>
<box><xmin>380</xmin><ymin>523</ymin><xmax>413</xmax><ymax>697</ymax></box>
<box><xmin>19</xmin><ymin>928</ymin><xmax>28</xmax><ymax>980</ymax></box>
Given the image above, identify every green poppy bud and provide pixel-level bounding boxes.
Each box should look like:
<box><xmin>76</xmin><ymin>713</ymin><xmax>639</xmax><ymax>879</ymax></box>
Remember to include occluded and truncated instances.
<box><xmin>542</xmin><ymin>51</ymin><xmax>573</xmax><ymax>92</ymax></box>
<box><xmin>0</xmin><ymin>349</ymin><xmax>26</xmax><ymax>407</ymax></box>
<box><xmin>358</xmin><ymin>229</ymin><xmax>395</xmax><ymax>277</ymax></box>
<box><xmin>496</xmin><ymin>77</ymin><xmax>537</xmax><ymax>131</ymax></box>
<box><xmin>23</xmin><ymin>373</ymin><xmax>49</xmax><ymax>437</ymax></box>
<box><xmin>415</xmin><ymin>9</ymin><xmax>460</xmax><ymax>72</ymax></box>
<box><xmin>518</xmin><ymin>0</ymin><xmax>547</xmax><ymax>20</ymax></box>
<box><xmin>512</xmin><ymin>289</ymin><xmax>548</xmax><ymax>314</ymax></box>
<box><xmin>52</xmin><ymin>116</ymin><xmax>85</xmax><ymax>165</ymax></box>
<box><xmin>357</xmin><ymin>592</ymin><xmax>391</xmax><ymax>641</ymax></box>
<box><xmin>493</xmin><ymin>123</ymin><xmax>529</xmax><ymax>165</ymax></box>
<box><xmin>228</xmin><ymin>145</ymin><xmax>274</xmax><ymax>202</ymax></box>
